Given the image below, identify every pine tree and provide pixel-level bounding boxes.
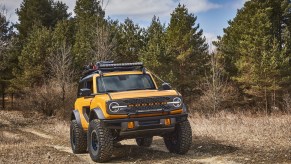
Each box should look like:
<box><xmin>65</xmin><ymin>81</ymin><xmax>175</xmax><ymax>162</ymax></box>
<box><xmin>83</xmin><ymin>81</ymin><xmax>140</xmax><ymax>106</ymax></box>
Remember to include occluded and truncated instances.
<box><xmin>115</xmin><ymin>18</ymin><xmax>145</xmax><ymax>62</ymax></box>
<box><xmin>73</xmin><ymin>0</ymin><xmax>105</xmax><ymax>69</ymax></box>
<box><xmin>18</xmin><ymin>26</ymin><xmax>52</xmax><ymax>86</ymax></box>
<box><xmin>16</xmin><ymin>0</ymin><xmax>70</xmax><ymax>42</ymax></box>
<box><xmin>0</xmin><ymin>7</ymin><xmax>14</xmax><ymax>109</ymax></box>
<box><xmin>140</xmin><ymin>16</ymin><xmax>165</xmax><ymax>75</ymax></box>
<box><xmin>51</xmin><ymin>1</ymin><xmax>72</xmax><ymax>26</ymax></box>
<box><xmin>235</xmin><ymin>7</ymin><xmax>280</xmax><ymax>112</ymax></box>
<box><xmin>165</xmin><ymin>4</ymin><xmax>209</xmax><ymax>98</ymax></box>
<box><xmin>50</xmin><ymin>20</ymin><xmax>74</xmax><ymax>52</ymax></box>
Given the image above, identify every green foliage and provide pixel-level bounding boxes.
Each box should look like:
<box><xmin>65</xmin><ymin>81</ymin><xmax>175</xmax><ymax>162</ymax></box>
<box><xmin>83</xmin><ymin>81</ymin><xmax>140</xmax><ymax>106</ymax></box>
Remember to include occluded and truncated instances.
<box><xmin>115</xmin><ymin>18</ymin><xmax>145</xmax><ymax>62</ymax></box>
<box><xmin>0</xmin><ymin>7</ymin><xmax>15</xmax><ymax>97</ymax></box>
<box><xmin>215</xmin><ymin>0</ymin><xmax>291</xmax><ymax>110</ymax></box>
<box><xmin>73</xmin><ymin>0</ymin><xmax>105</xmax><ymax>69</ymax></box>
<box><xmin>18</xmin><ymin>26</ymin><xmax>52</xmax><ymax>86</ymax></box>
<box><xmin>140</xmin><ymin>16</ymin><xmax>165</xmax><ymax>75</ymax></box>
<box><xmin>7</xmin><ymin>0</ymin><xmax>291</xmax><ymax>112</ymax></box>
<box><xmin>16</xmin><ymin>0</ymin><xmax>70</xmax><ymax>42</ymax></box>
<box><xmin>17</xmin><ymin>20</ymin><xmax>75</xmax><ymax>87</ymax></box>
<box><xmin>51</xmin><ymin>1</ymin><xmax>72</xmax><ymax>26</ymax></box>
<box><xmin>74</xmin><ymin>0</ymin><xmax>104</xmax><ymax>18</ymax></box>
<box><xmin>164</xmin><ymin>4</ymin><xmax>209</xmax><ymax>97</ymax></box>
<box><xmin>51</xmin><ymin>20</ymin><xmax>74</xmax><ymax>51</ymax></box>
<box><xmin>49</xmin><ymin>20</ymin><xmax>75</xmax><ymax>81</ymax></box>
<box><xmin>0</xmin><ymin>11</ymin><xmax>12</xmax><ymax>40</ymax></box>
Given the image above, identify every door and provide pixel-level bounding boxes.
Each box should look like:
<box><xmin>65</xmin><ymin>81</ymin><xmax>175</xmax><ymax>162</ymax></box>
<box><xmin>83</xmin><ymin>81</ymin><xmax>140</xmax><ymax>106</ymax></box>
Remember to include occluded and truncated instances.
<box><xmin>75</xmin><ymin>78</ymin><xmax>94</xmax><ymax>130</ymax></box>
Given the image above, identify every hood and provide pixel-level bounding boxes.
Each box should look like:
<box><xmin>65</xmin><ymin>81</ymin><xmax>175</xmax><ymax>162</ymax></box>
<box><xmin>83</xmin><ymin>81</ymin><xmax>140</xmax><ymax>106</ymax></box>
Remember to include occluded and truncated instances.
<box><xmin>109</xmin><ymin>90</ymin><xmax>179</xmax><ymax>100</ymax></box>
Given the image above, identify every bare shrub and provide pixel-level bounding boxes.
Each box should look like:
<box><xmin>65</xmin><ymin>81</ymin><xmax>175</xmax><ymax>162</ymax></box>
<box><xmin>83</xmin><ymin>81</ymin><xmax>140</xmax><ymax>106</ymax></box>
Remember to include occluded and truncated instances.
<box><xmin>191</xmin><ymin>52</ymin><xmax>239</xmax><ymax>114</ymax></box>
<box><xmin>49</xmin><ymin>40</ymin><xmax>75</xmax><ymax>99</ymax></box>
<box><xmin>191</xmin><ymin>82</ymin><xmax>240</xmax><ymax>114</ymax></box>
<box><xmin>93</xmin><ymin>22</ymin><xmax>115</xmax><ymax>61</ymax></box>
<box><xmin>17</xmin><ymin>82</ymin><xmax>76</xmax><ymax>119</ymax></box>
<box><xmin>91</xmin><ymin>19</ymin><xmax>117</xmax><ymax>62</ymax></box>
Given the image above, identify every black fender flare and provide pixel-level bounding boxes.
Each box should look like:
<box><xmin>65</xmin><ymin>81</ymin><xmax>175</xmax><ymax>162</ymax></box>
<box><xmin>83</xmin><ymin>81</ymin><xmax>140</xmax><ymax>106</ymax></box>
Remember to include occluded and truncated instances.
<box><xmin>71</xmin><ymin>110</ymin><xmax>82</xmax><ymax>128</ymax></box>
<box><xmin>89</xmin><ymin>108</ymin><xmax>105</xmax><ymax>121</ymax></box>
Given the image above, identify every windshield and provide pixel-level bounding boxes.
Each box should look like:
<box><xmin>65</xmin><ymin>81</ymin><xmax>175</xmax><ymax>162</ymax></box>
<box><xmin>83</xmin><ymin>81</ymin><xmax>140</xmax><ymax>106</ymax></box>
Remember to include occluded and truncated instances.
<box><xmin>97</xmin><ymin>74</ymin><xmax>156</xmax><ymax>93</ymax></box>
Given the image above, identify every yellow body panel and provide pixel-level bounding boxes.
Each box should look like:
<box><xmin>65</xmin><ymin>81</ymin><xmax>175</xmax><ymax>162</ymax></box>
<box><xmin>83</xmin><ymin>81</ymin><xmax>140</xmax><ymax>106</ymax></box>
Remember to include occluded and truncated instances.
<box><xmin>75</xmin><ymin>97</ymin><xmax>93</xmax><ymax>130</ymax></box>
<box><xmin>74</xmin><ymin>70</ymin><xmax>183</xmax><ymax>130</ymax></box>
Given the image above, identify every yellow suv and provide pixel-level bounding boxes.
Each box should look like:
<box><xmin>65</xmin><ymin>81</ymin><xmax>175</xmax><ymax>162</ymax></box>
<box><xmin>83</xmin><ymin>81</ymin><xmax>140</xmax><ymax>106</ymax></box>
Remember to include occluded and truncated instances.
<box><xmin>70</xmin><ymin>62</ymin><xmax>192</xmax><ymax>162</ymax></box>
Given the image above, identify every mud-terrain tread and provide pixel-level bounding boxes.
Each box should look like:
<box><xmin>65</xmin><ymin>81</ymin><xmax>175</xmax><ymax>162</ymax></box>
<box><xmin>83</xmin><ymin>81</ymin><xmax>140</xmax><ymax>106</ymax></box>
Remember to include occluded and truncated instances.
<box><xmin>136</xmin><ymin>137</ymin><xmax>153</xmax><ymax>147</ymax></box>
<box><xmin>70</xmin><ymin>120</ymin><xmax>87</xmax><ymax>154</ymax></box>
<box><xmin>88</xmin><ymin>119</ymin><xmax>113</xmax><ymax>162</ymax></box>
<box><xmin>163</xmin><ymin>120</ymin><xmax>192</xmax><ymax>154</ymax></box>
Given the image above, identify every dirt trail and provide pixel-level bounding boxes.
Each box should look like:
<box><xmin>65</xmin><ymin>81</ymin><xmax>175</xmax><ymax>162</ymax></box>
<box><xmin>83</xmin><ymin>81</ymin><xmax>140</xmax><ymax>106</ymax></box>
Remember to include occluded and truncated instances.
<box><xmin>0</xmin><ymin>110</ymin><xmax>290</xmax><ymax>163</ymax></box>
<box><xmin>19</xmin><ymin>128</ymin><xmax>94</xmax><ymax>163</ymax></box>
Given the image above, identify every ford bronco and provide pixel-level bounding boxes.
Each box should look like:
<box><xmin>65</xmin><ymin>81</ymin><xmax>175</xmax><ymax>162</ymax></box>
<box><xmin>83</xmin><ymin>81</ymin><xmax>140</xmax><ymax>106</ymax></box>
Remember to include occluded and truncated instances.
<box><xmin>70</xmin><ymin>62</ymin><xmax>192</xmax><ymax>162</ymax></box>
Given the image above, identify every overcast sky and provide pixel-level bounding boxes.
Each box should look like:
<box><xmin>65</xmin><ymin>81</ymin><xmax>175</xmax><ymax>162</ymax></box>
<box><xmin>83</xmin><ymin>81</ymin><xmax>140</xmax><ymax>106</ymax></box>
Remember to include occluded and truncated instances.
<box><xmin>0</xmin><ymin>0</ymin><xmax>245</xmax><ymax>46</ymax></box>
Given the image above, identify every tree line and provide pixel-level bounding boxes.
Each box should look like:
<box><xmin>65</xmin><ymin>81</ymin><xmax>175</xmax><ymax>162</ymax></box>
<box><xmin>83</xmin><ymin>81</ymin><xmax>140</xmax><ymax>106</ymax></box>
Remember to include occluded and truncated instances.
<box><xmin>0</xmin><ymin>0</ymin><xmax>290</xmax><ymax>115</ymax></box>
<box><xmin>214</xmin><ymin>0</ymin><xmax>291</xmax><ymax>113</ymax></box>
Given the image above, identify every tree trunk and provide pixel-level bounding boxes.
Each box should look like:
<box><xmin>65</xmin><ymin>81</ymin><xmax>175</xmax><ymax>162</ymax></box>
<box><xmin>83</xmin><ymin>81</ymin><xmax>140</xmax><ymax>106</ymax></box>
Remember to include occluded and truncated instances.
<box><xmin>62</xmin><ymin>83</ymin><xmax>66</xmax><ymax>112</ymax></box>
<box><xmin>2</xmin><ymin>84</ymin><xmax>5</xmax><ymax>109</ymax></box>
<box><xmin>273</xmin><ymin>79</ymin><xmax>276</xmax><ymax>108</ymax></box>
<box><xmin>212</xmin><ymin>53</ymin><xmax>216</xmax><ymax>113</ymax></box>
<box><xmin>11</xmin><ymin>93</ymin><xmax>14</xmax><ymax>109</ymax></box>
<box><xmin>264</xmin><ymin>86</ymin><xmax>268</xmax><ymax>115</ymax></box>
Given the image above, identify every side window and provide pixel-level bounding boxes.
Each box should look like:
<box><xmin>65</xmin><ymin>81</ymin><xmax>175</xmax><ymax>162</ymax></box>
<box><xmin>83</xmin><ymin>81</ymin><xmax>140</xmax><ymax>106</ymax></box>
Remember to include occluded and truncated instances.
<box><xmin>78</xmin><ymin>78</ymin><xmax>93</xmax><ymax>97</ymax></box>
<box><xmin>86</xmin><ymin>80</ymin><xmax>93</xmax><ymax>93</ymax></box>
<box><xmin>77</xmin><ymin>81</ymin><xmax>85</xmax><ymax>97</ymax></box>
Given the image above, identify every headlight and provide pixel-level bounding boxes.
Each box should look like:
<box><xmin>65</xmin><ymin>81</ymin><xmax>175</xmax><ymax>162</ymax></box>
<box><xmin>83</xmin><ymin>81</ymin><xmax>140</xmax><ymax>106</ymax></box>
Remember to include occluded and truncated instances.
<box><xmin>108</xmin><ymin>102</ymin><xmax>127</xmax><ymax>113</ymax></box>
<box><xmin>167</xmin><ymin>97</ymin><xmax>182</xmax><ymax>108</ymax></box>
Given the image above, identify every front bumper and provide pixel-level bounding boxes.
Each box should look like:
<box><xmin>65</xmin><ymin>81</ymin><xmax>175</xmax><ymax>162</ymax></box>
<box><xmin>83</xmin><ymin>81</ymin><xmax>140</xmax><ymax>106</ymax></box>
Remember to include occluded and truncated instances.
<box><xmin>100</xmin><ymin>113</ymin><xmax>188</xmax><ymax>138</ymax></box>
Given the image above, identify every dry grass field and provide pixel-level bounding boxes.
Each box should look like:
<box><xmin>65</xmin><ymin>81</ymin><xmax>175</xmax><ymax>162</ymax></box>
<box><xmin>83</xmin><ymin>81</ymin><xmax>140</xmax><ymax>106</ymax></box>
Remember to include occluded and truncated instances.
<box><xmin>0</xmin><ymin>109</ymin><xmax>290</xmax><ymax>163</ymax></box>
<box><xmin>189</xmin><ymin>112</ymin><xmax>291</xmax><ymax>163</ymax></box>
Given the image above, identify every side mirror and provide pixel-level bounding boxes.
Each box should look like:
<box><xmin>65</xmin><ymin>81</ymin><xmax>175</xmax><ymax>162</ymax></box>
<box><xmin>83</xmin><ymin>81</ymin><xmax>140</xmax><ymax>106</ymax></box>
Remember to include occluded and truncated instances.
<box><xmin>79</xmin><ymin>88</ymin><xmax>92</xmax><ymax>96</ymax></box>
<box><xmin>160</xmin><ymin>83</ymin><xmax>172</xmax><ymax>90</ymax></box>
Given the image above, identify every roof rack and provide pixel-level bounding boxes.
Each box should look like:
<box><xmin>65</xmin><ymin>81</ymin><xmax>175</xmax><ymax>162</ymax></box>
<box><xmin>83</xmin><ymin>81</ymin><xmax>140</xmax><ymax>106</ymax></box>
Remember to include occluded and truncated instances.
<box><xmin>81</xmin><ymin>61</ymin><xmax>145</xmax><ymax>79</ymax></box>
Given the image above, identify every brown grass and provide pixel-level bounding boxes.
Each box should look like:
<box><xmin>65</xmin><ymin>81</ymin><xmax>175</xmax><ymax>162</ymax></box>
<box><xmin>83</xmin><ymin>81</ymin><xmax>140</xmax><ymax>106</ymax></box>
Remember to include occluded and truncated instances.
<box><xmin>189</xmin><ymin>111</ymin><xmax>291</xmax><ymax>150</ymax></box>
<box><xmin>1</xmin><ymin>109</ymin><xmax>291</xmax><ymax>163</ymax></box>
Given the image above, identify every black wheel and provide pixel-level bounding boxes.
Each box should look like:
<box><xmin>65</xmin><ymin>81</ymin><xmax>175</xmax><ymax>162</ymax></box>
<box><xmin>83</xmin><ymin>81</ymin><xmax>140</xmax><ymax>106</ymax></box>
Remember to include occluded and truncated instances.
<box><xmin>88</xmin><ymin>119</ymin><xmax>113</xmax><ymax>162</ymax></box>
<box><xmin>70</xmin><ymin>120</ymin><xmax>87</xmax><ymax>154</ymax></box>
<box><xmin>136</xmin><ymin>137</ymin><xmax>153</xmax><ymax>147</ymax></box>
<box><xmin>163</xmin><ymin>120</ymin><xmax>192</xmax><ymax>154</ymax></box>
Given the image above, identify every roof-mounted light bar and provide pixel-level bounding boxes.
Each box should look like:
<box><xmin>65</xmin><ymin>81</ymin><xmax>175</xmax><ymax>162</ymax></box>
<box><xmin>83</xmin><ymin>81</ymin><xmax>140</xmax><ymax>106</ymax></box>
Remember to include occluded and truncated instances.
<box><xmin>97</xmin><ymin>62</ymin><xmax>143</xmax><ymax>68</ymax></box>
<box><xmin>81</xmin><ymin>62</ymin><xmax>145</xmax><ymax>79</ymax></box>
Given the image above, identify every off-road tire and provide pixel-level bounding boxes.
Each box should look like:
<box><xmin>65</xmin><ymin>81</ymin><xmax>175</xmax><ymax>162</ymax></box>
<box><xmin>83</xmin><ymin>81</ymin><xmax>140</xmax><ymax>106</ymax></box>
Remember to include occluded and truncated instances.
<box><xmin>163</xmin><ymin>120</ymin><xmax>192</xmax><ymax>154</ymax></box>
<box><xmin>136</xmin><ymin>137</ymin><xmax>153</xmax><ymax>147</ymax></box>
<box><xmin>88</xmin><ymin>119</ymin><xmax>113</xmax><ymax>162</ymax></box>
<box><xmin>70</xmin><ymin>120</ymin><xmax>87</xmax><ymax>154</ymax></box>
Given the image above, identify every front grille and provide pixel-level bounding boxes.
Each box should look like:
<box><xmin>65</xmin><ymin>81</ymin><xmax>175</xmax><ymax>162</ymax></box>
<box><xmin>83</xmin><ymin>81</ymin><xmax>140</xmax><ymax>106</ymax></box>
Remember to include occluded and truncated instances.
<box><xmin>123</xmin><ymin>97</ymin><xmax>171</xmax><ymax>104</ymax></box>
<box><xmin>121</xmin><ymin>97</ymin><xmax>172</xmax><ymax>113</ymax></box>
<box><xmin>107</xmin><ymin>96</ymin><xmax>181</xmax><ymax>114</ymax></box>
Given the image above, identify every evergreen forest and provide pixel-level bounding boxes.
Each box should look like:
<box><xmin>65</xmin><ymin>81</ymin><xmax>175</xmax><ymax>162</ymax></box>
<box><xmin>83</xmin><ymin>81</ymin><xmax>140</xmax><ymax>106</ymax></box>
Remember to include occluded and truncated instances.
<box><xmin>1</xmin><ymin>0</ymin><xmax>291</xmax><ymax>116</ymax></box>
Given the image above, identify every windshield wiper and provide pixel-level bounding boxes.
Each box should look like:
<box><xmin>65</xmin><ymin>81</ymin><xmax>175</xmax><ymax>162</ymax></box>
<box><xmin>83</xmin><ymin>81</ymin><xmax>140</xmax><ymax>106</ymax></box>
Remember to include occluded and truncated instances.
<box><xmin>125</xmin><ymin>88</ymin><xmax>155</xmax><ymax>91</ymax></box>
<box><xmin>144</xmin><ymin>88</ymin><xmax>155</xmax><ymax>90</ymax></box>
<box><xmin>106</xmin><ymin>90</ymin><xmax>119</xmax><ymax>93</ymax></box>
<box><xmin>125</xmin><ymin>88</ymin><xmax>142</xmax><ymax>91</ymax></box>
